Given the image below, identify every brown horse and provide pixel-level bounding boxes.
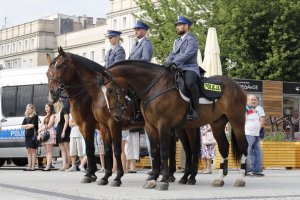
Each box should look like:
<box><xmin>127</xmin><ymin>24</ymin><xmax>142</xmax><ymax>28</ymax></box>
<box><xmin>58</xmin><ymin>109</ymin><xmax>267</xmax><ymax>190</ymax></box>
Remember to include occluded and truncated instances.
<box><xmin>46</xmin><ymin>47</ymin><xmax>135</xmax><ymax>186</ymax></box>
<box><xmin>46</xmin><ymin>47</ymin><xmax>177</xmax><ymax>186</ymax></box>
<box><xmin>101</xmin><ymin>60</ymin><xmax>248</xmax><ymax>190</ymax></box>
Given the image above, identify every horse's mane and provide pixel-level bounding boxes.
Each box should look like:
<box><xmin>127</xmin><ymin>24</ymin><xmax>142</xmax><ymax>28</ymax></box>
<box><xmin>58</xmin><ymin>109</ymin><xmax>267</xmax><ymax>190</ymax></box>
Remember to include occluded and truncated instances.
<box><xmin>69</xmin><ymin>53</ymin><xmax>107</xmax><ymax>75</ymax></box>
<box><xmin>108</xmin><ymin>60</ymin><xmax>164</xmax><ymax>70</ymax></box>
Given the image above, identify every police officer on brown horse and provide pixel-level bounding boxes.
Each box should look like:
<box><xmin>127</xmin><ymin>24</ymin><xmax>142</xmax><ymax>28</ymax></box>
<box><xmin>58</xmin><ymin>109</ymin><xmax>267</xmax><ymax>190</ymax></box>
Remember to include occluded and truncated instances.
<box><xmin>164</xmin><ymin>16</ymin><xmax>200</xmax><ymax>120</ymax></box>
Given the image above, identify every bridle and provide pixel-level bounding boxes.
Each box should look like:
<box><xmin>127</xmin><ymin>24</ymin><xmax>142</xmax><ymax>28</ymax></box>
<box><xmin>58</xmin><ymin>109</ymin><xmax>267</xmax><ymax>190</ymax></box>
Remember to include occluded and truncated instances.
<box><xmin>102</xmin><ymin>71</ymin><xmax>130</xmax><ymax>113</ymax></box>
<box><xmin>49</xmin><ymin>54</ymin><xmax>98</xmax><ymax>101</ymax></box>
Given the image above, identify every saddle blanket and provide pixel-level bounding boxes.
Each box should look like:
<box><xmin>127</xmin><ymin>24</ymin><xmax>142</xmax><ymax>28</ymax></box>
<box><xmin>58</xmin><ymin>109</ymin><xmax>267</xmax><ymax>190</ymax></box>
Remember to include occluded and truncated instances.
<box><xmin>179</xmin><ymin>90</ymin><xmax>217</xmax><ymax>104</ymax></box>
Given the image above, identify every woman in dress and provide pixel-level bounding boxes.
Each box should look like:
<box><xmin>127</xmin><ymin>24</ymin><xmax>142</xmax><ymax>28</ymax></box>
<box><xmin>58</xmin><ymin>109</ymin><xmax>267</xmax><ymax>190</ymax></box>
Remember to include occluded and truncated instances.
<box><xmin>38</xmin><ymin>103</ymin><xmax>56</xmax><ymax>171</ymax></box>
<box><xmin>54</xmin><ymin>101</ymin><xmax>71</xmax><ymax>171</ymax></box>
<box><xmin>21</xmin><ymin>103</ymin><xmax>39</xmax><ymax>171</ymax></box>
<box><xmin>200</xmin><ymin>124</ymin><xmax>216</xmax><ymax>174</ymax></box>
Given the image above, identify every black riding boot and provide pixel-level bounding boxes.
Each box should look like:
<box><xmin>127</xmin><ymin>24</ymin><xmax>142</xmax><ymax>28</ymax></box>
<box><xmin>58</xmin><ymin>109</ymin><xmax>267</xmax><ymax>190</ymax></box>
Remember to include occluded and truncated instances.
<box><xmin>187</xmin><ymin>86</ymin><xmax>199</xmax><ymax>120</ymax></box>
<box><xmin>132</xmin><ymin>98</ymin><xmax>143</xmax><ymax>123</ymax></box>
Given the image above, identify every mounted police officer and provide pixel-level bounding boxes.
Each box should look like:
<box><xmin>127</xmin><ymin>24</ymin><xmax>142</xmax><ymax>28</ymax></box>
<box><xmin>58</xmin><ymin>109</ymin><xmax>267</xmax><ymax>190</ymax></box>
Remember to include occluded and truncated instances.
<box><xmin>128</xmin><ymin>21</ymin><xmax>154</xmax><ymax>122</ymax></box>
<box><xmin>164</xmin><ymin>16</ymin><xmax>200</xmax><ymax>120</ymax></box>
<box><xmin>128</xmin><ymin>21</ymin><xmax>153</xmax><ymax>62</ymax></box>
<box><xmin>104</xmin><ymin>30</ymin><xmax>126</xmax><ymax>68</ymax></box>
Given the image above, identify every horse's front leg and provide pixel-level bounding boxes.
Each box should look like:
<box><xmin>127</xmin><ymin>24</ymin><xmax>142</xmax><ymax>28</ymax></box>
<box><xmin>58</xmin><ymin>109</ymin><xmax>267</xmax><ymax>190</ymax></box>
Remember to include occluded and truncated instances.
<box><xmin>186</xmin><ymin>128</ymin><xmax>200</xmax><ymax>185</ymax></box>
<box><xmin>97</xmin><ymin>132</ymin><xmax>113</xmax><ymax>186</ymax></box>
<box><xmin>81</xmin><ymin>129</ymin><xmax>97</xmax><ymax>183</ymax></box>
<box><xmin>143</xmin><ymin>127</ymin><xmax>160</xmax><ymax>189</ymax></box>
<box><xmin>110</xmin><ymin>127</ymin><xmax>124</xmax><ymax>187</ymax></box>
<box><xmin>155</xmin><ymin>127</ymin><xmax>172</xmax><ymax>191</ymax></box>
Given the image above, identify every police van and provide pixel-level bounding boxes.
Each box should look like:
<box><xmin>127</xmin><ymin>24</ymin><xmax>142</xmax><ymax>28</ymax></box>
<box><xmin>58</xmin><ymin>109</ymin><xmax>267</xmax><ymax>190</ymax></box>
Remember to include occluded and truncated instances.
<box><xmin>0</xmin><ymin>66</ymin><xmax>60</xmax><ymax>167</ymax></box>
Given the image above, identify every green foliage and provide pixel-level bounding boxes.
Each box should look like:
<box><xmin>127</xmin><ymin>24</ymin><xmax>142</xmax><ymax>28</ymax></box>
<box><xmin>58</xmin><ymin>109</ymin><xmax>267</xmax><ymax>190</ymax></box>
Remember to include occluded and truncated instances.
<box><xmin>134</xmin><ymin>0</ymin><xmax>210</xmax><ymax>63</ymax></box>
<box><xmin>264</xmin><ymin>132</ymin><xmax>285</xmax><ymax>141</ymax></box>
<box><xmin>208</xmin><ymin>0</ymin><xmax>300</xmax><ymax>81</ymax></box>
<box><xmin>136</xmin><ymin>0</ymin><xmax>300</xmax><ymax>81</ymax></box>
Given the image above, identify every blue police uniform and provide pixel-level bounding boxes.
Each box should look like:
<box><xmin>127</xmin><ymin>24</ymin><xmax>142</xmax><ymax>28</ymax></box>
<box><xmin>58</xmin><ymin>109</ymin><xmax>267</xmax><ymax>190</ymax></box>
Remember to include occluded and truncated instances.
<box><xmin>104</xmin><ymin>30</ymin><xmax>126</xmax><ymax>68</ymax></box>
<box><xmin>165</xmin><ymin>16</ymin><xmax>200</xmax><ymax>120</ymax></box>
<box><xmin>128</xmin><ymin>21</ymin><xmax>153</xmax><ymax>62</ymax></box>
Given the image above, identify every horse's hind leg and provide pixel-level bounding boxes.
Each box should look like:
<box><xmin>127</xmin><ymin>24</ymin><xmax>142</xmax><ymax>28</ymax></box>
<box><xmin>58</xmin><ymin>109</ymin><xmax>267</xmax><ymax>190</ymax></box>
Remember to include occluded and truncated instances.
<box><xmin>167</xmin><ymin>130</ymin><xmax>176</xmax><ymax>183</ymax></box>
<box><xmin>227</xmin><ymin>114</ymin><xmax>248</xmax><ymax>187</ymax></box>
<box><xmin>176</xmin><ymin>129</ymin><xmax>192</xmax><ymax>185</ymax></box>
<box><xmin>210</xmin><ymin>116</ymin><xmax>229</xmax><ymax>187</ymax></box>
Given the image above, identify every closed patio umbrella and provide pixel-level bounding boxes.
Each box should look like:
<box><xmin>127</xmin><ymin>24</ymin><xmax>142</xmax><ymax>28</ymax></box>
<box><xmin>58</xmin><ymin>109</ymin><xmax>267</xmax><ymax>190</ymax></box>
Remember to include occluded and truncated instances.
<box><xmin>202</xmin><ymin>27</ymin><xmax>222</xmax><ymax>77</ymax></box>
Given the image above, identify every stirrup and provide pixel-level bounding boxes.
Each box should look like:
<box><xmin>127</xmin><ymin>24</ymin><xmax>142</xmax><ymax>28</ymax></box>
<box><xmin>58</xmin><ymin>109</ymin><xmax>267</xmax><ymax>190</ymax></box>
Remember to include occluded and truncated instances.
<box><xmin>187</xmin><ymin>110</ymin><xmax>199</xmax><ymax>120</ymax></box>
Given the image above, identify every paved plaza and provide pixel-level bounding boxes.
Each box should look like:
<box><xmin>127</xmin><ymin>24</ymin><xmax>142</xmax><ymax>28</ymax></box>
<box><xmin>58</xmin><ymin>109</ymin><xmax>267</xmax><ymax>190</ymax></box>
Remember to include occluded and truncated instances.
<box><xmin>0</xmin><ymin>168</ymin><xmax>300</xmax><ymax>200</ymax></box>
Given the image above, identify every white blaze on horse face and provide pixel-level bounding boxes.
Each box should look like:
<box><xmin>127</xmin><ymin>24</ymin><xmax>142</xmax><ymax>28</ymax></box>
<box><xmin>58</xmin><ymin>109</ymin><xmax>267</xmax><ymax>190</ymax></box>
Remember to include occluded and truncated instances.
<box><xmin>101</xmin><ymin>86</ymin><xmax>110</xmax><ymax>111</ymax></box>
<box><xmin>54</xmin><ymin>61</ymin><xmax>58</xmax><ymax>68</ymax></box>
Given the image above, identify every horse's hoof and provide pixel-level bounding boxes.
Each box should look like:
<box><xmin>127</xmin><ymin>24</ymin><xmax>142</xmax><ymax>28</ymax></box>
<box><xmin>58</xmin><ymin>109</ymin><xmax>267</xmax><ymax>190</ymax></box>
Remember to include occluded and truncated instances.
<box><xmin>167</xmin><ymin>175</ymin><xmax>176</xmax><ymax>183</ymax></box>
<box><xmin>186</xmin><ymin>178</ymin><xmax>196</xmax><ymax>185</ymax></box>
<box><xmin>155</xmin><ymin>182</ymin><xmax>169</xmax><ymax>190</ymax></box>
<box><xmin>211</xmin><ymin>179</ymin><xmax>224</xmax><ymax>187</ymax></box>
<box><xmin>234</xmin><ymin>179</ymin><xmax>245</xmax><ymax>187</ymax></box>
<box><xmin>142</xmin><ymin>180</ymin><xmax>156</xmax><ymax>189</ymax></box>
<box><xmin>178</xmin><ymin>177</ymin><xmax>188</xmax><ymax>184</ymax></box>
<box><xmin>80</xmin><ymin>176</ymin><xmax>92</xmax><ymax>183</ymax></box>
<box><xmin>97</xmin><ymin>178</ymin><xmax>108</xmax><ymax>185</ymax></box>
<box><xmin>91</xmin><ymin>175</ymin><xmax>97</xmax><ymax>182</ymax></box>
<box><xmin>110</xmin><ymin>179</ymin><xmax>122</xmax><ymax>187</ymax></box>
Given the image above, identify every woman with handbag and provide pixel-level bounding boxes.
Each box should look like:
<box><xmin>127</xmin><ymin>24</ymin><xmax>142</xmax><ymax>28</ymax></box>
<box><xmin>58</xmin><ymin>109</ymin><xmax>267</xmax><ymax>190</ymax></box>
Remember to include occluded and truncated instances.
<box><xmin>38</xmin><ymin>103</ymin><xmax>56</xmax><ymax>171</ymax></box>
<box><xmin>21</xmin><ymin>103</ymin><xmax>39</xmax><ymax>171</ymax></box>
<box><xmin>200</xmin><ymin>124</ymin><xmax>216</xmax><ymax>174</ymax></box>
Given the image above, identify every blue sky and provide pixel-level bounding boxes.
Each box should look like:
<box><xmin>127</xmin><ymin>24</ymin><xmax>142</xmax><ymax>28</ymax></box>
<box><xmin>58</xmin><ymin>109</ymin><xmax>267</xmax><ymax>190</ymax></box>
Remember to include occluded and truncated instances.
<box><xmin>0</xmin><ymin>0</ymin><xmax>110</xmax><ymax>28</ymax></box>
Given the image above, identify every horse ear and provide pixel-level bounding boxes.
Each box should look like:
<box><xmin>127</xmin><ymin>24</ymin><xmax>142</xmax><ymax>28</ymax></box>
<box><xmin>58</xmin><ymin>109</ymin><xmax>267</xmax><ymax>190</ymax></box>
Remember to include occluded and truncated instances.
<box><xmin>46</xmin><ymin>53</ymin><xmax>52</xmax><ymax>65</ymax></box>
<box><xmin>58</xmin><ymin>46</ymin><xmax>66</xmax><ymax>57</ymax></box>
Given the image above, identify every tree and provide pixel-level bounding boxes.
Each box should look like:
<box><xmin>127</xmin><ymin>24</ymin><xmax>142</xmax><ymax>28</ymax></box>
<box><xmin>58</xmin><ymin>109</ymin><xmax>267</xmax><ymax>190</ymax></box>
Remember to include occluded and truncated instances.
<box><xmin>136</xmin><ymin>0</ymin><xmax>300</xmax><ymax>81</ymax></box>
<box><xmin>134</xmin><ymin>0</ymin><xmax>210</xmax><ymax>63</ymax></box>
<box><xmin>206</xmin><ymin>0</ymin><xmax>300</xmax><ymax>81</ymax></box>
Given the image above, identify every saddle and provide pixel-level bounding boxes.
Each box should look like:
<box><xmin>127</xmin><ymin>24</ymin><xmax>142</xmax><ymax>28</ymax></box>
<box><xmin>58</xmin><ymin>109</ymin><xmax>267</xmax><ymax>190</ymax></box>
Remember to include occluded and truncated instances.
<box><xmin>176</xmin><ymin>72</ymin><xmax>224</xmax><ymax>103</ymax></box>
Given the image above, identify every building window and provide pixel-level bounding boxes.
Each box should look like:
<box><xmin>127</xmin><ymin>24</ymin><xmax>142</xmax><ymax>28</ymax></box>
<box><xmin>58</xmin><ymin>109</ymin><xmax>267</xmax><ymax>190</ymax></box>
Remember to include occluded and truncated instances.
<box><xmin>30</xmin><ymin>38</ymin><xmax>35</xmax><ymax>50</ymax></box>
<box><xmin>101</xmin><ymin>49</ymin><xmax>105</xmax><ymax>62</ymax></box>
<box><xmin>6</xmin><ymin>44</ymin><xmax>10</xmax><ymax>54</ymax></box>
<box><xmin>90</xmin><ymin>51</ymin><xmax>95</xmax><ymax>61</ymax></box>
<box><xmin>283</xmin><ymin>96</ymin><xmax>300</xmax><ymax>133</ymax></box>
<box><xmin>122</xmin><ymin>17</ymin><xmax>127</xmax><ymax>30</ymax></box>
<box><xmin>12</xmin><ymin>43</ymin><xmax>16</xmax><ymax>53</ymax></box>
<box><xmin>23</xmin><ymin>59</ymin><xmax>27</xmax><ymax>68</ymax></box>
<box><xmin>29</xmin><ymin>59</ymin><xmax>33</xmax><ymax>67</ymax></box>
<box><xmin>0</xmin><ymin>45</ymin><xmax>3</xmax><ymax>56</ymax></box>
<box><xmin>18</xmin><ymin>41</ymin><xmax>23</xmax><ymax>52</ymax></box>
<box><xmin>24</xmin><ymin>40</ymin><xmax>28</xmax><ymax>51</ymax></box>
<box><xmin>113</xmin><ymin>19</ymin><xmax>118</xmax><ymax>30</ymax></box>
<box><xmin>82</xmin><ymin>52</ymin><xmax>87</xmax><ymax>58</ymax></box>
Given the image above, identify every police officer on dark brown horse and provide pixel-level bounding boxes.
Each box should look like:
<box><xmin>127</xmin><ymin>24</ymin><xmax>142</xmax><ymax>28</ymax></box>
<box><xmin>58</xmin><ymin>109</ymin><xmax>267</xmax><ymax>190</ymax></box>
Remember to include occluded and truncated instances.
<box><xmin>164</xmin><ymin>16</ymin><xmax>200</xmax><ymax>120</ymax></box>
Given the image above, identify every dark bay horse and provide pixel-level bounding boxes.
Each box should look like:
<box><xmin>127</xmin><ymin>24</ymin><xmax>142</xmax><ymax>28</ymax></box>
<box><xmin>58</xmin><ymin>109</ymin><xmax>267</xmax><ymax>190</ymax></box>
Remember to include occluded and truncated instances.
<box><xmin>101</xmin><ymin>60</ymin><xmax>248</xmax><ymax>190</ymax></box>
<box><xmin>46</xmin><ymin>47</ymin><xmax>138</xmax><ymax>186</ymax></box>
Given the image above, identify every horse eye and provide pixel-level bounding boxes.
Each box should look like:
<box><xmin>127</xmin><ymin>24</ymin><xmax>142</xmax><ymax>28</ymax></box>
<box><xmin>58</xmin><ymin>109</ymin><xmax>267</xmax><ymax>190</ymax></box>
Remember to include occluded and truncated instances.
<box><xmin>107</xmin><ymin>88</ymin><xmax>113</xmax><ymax>94</ymax></box>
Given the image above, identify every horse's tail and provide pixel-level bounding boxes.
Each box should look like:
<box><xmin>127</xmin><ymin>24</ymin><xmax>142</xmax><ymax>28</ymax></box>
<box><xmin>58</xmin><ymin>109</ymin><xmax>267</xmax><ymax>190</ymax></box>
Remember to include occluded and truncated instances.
<box><xmin>231</xmin><ymin>129</ymin><xmax>242</xmax><ymax>165</ymax></box>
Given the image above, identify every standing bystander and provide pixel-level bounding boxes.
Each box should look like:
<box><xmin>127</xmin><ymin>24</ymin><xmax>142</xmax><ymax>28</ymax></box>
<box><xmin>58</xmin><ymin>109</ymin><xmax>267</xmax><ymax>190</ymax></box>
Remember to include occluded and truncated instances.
<box><xmin>245</xmin><ymin>94</ymin><xmax>265</xmax><ymax>176</ymax></box>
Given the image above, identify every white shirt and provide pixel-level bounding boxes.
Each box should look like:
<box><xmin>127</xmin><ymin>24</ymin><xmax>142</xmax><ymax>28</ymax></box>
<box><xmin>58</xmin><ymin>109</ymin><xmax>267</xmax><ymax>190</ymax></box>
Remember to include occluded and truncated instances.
<box><xmin>245</xmin><ymin>105</ymin><xmax>265</xmax><ymax>136</ymax></box>
<box><xmin>69</xmin><ymin>114</ymin><xmax>83</xmax><ymax>138</ymax></box>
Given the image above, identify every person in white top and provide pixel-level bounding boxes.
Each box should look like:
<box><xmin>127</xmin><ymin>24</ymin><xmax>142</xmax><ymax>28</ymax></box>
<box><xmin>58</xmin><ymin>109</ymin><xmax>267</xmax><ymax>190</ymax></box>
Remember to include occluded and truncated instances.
<box><xmin>245</xmin><ymin>94</ymin><xmax>265</xmax><ymax>176</ymax></box>
<box><xmin>66</xmin><ymin>113</ymin><xmax>87</xmax><ymax>172</ymax></box>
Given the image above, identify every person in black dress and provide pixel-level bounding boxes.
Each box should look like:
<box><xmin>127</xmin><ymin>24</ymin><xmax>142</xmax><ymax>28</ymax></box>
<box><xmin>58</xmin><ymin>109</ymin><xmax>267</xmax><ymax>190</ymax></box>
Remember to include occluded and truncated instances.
<box><xmin>54</xmin><ymin>101</ymin><xmax>71</xmax><ymax>171</ymax></box>
<box><xmin>21</xmin><ymin>103</ymin><xmax>39</xmax><ymax>171</ymax></box>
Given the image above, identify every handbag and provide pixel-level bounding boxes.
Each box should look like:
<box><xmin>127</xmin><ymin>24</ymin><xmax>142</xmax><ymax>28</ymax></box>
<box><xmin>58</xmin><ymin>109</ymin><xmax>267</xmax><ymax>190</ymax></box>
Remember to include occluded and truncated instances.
<box><xmin>42</xmin><ymin>130</ymin><xmax>50</xmax><ymax>143</ymax></box>
<box><xmin>202</xmin><ymin>131</ymin><xmax>216</xmax><ymax>145</ymax></box>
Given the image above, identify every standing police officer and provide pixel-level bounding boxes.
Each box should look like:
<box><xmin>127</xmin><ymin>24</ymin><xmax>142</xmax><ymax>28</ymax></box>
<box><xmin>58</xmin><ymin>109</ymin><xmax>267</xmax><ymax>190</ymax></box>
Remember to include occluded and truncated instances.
<box><xmin>128</xmin><ymin>21</ymin><xmax>153</xmax><ymax>62</ymax></box>
<box><xmin>164</xmin><ymin>16</ymin><xmax>200</xmax><ymax>120</ymax></box>
<box><xmin>104</xmin><ymin>30</ymin><xmax>126</xmax><ymax>68</ymax></box>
